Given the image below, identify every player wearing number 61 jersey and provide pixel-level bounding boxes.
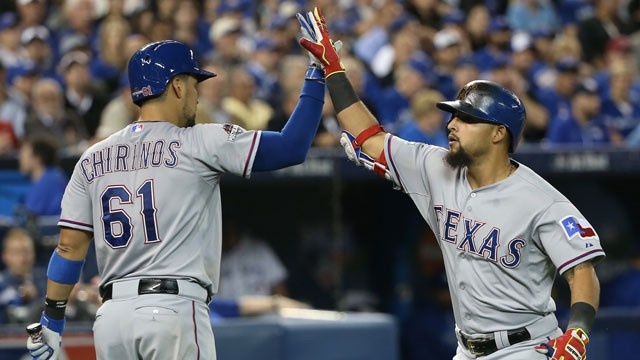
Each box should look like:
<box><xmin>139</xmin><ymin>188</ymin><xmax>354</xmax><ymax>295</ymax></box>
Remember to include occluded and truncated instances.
<box><xmin>297</xmin><ymin>7</ymin><xmax>605</xmax><ymax>360</ymax></box>
<box><xmin>26</xmin><ymin>40</ymin><xmax>327</xmax><ymax>360</ymax></box>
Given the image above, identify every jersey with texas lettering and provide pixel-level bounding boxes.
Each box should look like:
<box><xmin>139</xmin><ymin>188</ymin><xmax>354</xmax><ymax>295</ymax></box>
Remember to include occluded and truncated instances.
<box><xmin>383</xmin><ymin>135</ymin><xmax>605</xmax><ymax>334</ymax></box>
<box><xmin>58</xmin><ymin>122</ymin><xmax>260</xmax><ymax>295</ymax></box>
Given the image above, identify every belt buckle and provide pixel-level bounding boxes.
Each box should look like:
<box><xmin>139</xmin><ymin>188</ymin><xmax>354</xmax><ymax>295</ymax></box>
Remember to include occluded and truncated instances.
<box><xmin>465</xmin><ymin>339</ymin><xmax>484</xmax><ymax>357</ymax></box>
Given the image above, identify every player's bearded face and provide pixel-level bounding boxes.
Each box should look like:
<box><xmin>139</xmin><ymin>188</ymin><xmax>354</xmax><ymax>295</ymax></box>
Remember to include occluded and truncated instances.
<box><xmin>445</xmin><ymin>143</ymin><xmax>472</xmax><ymax>168</ymax></box>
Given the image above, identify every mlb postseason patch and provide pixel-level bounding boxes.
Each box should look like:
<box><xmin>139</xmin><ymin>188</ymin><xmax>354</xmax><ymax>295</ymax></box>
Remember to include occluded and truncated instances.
<box><xmin>222</xmin><ymin>124</ymin><xmax>244</xmax><ymax>142</ymax></box>
<box><xmin>559</xmin><ymin>215</ymin><xmax>597</xmax><ymax>240</ymax></box>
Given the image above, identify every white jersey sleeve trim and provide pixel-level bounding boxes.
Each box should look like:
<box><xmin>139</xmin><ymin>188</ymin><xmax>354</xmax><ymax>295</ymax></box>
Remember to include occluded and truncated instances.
<box><xmin>241</xmin><ymin>131</ymin><xmax>261</xmax><ymax>179</ymax></box>
<box><xmin>58</xmin><ymin>218</ymin><xmax>93</xmax><ymax>232</ymax></box>
<box><xmin>557</xmin><ymin>249</ymin><xmax>605</xmax><ymax>275</ymax></box>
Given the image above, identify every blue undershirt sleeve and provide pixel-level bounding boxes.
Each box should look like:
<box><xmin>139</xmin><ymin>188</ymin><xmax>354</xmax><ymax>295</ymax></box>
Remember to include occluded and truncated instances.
<box><xmin>252</xmin><ymin>76</ymin><xmax>325</xmax><ymax>171</ymax></box>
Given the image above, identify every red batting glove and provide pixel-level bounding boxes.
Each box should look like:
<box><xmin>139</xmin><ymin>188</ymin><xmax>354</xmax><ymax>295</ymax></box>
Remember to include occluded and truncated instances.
<box><xmin>535</xmin><ymin>328</ymin><xmax>589</xmax><ymax>360</ymax></box>
<box><xmin>298</xmin><ymin>7</ymin><xmax>345</xmax><ymax>78</ymax></box>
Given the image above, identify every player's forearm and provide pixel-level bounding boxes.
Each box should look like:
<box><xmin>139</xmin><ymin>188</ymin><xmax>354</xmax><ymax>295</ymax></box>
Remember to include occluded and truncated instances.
<box><xmin>326</xmin><ymin>73</ymin><xmax>385</xmax><ymax>157</ymax></box>
<box><xmin>564</xmin><ymin>262</ymin><xmax>600</xmax><ymax>333</ymax></box>
<box><xmin>46</xmin><ymin>280</ymin><xmax>76</xmax><ymax>302</ymax></box>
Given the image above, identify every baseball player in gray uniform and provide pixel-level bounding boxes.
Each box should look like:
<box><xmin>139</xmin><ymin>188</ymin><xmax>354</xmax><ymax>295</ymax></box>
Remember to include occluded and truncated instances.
<box><xmin>26</xmin><ymin>40</ymin><xmax>327</xmax><ymax>359</ymax></box>
<box><xmin>298</xmin><ymin>8</ymin><xmax>604</xmax><ymax>360</ymax></box>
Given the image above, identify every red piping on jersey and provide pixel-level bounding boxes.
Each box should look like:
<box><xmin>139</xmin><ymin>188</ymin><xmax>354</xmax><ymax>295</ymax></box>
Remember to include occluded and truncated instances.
<box><xmin>58</xmin><ymin>218</ymin><xmax>93</xmax><ymax>230</ymax></box>
<box><xmin>242</xmin><ymin>132</ymin><xmax>259</xmax><ymax>178</ymax></box>
<box><xmin>557</xmin><ymin>249</ymin><xmax>605</xmax><ymax>274</ymax></box>
<box><xmin>192</xmin><ymin>301</ymin><xmax>200</xmax><ymax>360</ymax></box>
<box><xmin>386</xmin><ymin>136</ymin><xmax>403</xmax><ymax>187</ymax></box>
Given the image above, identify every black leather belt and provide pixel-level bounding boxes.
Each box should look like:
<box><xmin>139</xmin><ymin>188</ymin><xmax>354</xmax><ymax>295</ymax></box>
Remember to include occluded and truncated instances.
<box><xmin>100</xmin><ymin>278</ymin><xmax>179</xmax><ymax>302</ymax></box>
<box><xmin>460</xmin><ymin>328</ymin><xmax>531</xmax><ymax>357</ymax></box>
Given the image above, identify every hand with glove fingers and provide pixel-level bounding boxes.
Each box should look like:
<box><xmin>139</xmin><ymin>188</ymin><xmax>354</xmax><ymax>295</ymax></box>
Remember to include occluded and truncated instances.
<box><xmin>296</xmin><ymin>7</ymin><xmax>345</xmax><ymax>78</ymax></box>
<box><xmin>535</xmin><ymin>328</ymin><xmax>589</xmax><ymax>360</ymax></box>
<box><xmin>26</xmin><ymin>313</ymin><xmax>64</xmax><ymax>360</ymax></box>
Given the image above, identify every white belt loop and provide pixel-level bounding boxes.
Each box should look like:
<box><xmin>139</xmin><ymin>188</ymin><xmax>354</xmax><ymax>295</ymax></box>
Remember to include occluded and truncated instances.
<box><xmin>494</xmin><ymin>330</ymin><xmax>511</xmax><ymax>349</ymax></box>
<box><xmin>111</xmin><ymin>279</ymin><xmax>140</xmax><ymax>298</ymax></box>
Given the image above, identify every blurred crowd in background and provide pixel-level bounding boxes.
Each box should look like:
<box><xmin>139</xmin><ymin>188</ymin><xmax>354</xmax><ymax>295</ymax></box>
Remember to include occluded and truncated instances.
<box><xmin>1</xmin><ymin>0</ymin><xmax>640</xmax><ymax>157</ymax></box>
<box><xmin>1</xmin><ymin>0</ymin><xmax>640</xmax><ymax>359</ymax></box>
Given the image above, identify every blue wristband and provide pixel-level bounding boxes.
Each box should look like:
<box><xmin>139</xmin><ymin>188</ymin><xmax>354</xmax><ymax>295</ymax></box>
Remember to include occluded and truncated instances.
<box><xmin>305</xmin><ymin>66</ymin><xmax>325</xmax><ymax>81</ymax></box>
<box><xmin>47</xmin><ymin>250</ymin><xmax>84</xmax><ymax>285</ymax></box>
<box><xmin>40</xmin><ymin>312</ymin><xmax>65</xmax><ymax>334</ymax></box>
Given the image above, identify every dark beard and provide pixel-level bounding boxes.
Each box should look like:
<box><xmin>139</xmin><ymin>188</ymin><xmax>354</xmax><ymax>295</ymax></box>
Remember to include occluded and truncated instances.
<box><xmin>445</xmin><ymin>147</ymin><xmax>472</xmax><ymax>169</ymax></box>
<box><xmin>185</xmin><ymin>115</ymin><xmax>196</xmax><ymax>127</ymax></box>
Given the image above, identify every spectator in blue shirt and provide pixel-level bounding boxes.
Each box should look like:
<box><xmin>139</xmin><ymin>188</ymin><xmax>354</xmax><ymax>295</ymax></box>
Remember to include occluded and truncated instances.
<box><xmin>397</xmin><ymin>89</ymin><xmax>448</xmax><ymax>148</ymax></box>
<box><xmin>506</xmin><ymin>0</ymin><xmax>560</xmax><ymax>35</ymax></box>
<box><xmin>536</xmin><ymin>57</ymin><xmax>581</xmax><ymax>122</ymax></box>
<box><xmin>600</xmin><ymin>59</ymin><xmax>640</xmax><ymax>145</ymax></box>
<box><xmin>17</xmin><ymin>134</ymin><xmax>68</xmax><ymax>218</ymax></box>
<box><xmin>546</xmin><ymin>78</ymin><xmax>610</xmax><ymax>146</ymax></box>
<box><xmin>0</xmin><ymin>228</ymin><xmax>46</xmax><ymax>324</ymax></box>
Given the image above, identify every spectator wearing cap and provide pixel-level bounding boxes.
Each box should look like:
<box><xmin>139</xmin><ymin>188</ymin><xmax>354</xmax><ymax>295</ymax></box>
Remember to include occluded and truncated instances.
<box><xmin>20</xmin><ymin>25</ymin><xmax>56</xmax><ymax>78</ymax></box>
<box><xmin>509</xmin><ymin>31</ymin><xmax>549</xmax><ymax>103</ymax></box>
<box><xmin>577</xmin><ymin>0</ymin><xmax>633</xmax><ymax>70</ymax></box>
<box><xmin>430</xmin><ymin>28</ymin><xmax>464</xmax><ymax>100</ymax></box>
<box><xmin>506</xmin><ymin>0</ymin><xmax>560</xmax><ymax>35</ymax></box>
<box><xmin>0</xmin><ymin>12</ymin><xmax>28</xmax><ymax>69</ymax></box>
<box><xmin>490</xmin><ymin>43</ymin><xmax>550</xmax><ymax>143</ymax></box>
<box><xmin>536</xmin><ymin>57</ymin><xmax>581</xmax><ymax>123</ymax></box>
<box><xmin>470</xmin><ymin>16</ymin><xmax>512</xmax><ymax>72</ymax></box>
<box><xmin>245</xmin><ymin>37</ymin><xmax>283</xmax><ymax>113</ymax></box>
<box><xmin>546</xmin><ymin>78</ymin><xmax>610</xmax><ymax>146</ymax></box>
<box><xmin>205</xmin><ymin>15</ymin><xmax>245</xmax><ymax>73</ymax></box>
<box><xmin>24</xmin><ymin>77</ymin><xmax>89</xmax><ymax>154</ymax></box>
<box><xmin>5</xmin><ymin>63</ymin><xmax>39</xmax><ymax>109</ymax></box>
<box><xmin>58</xmin><ymin>50</ymin><xmax>110</xmax><ymax>138</ymax></box>
<box><xmin>600</xmin><ymin>60</ymin><xmax>640</xmax><ymax>145</ymax></box>
<box><xmin>396</xmin><ymin>89</ymin><xmax>449</xmax><ymax>148</ymax></box>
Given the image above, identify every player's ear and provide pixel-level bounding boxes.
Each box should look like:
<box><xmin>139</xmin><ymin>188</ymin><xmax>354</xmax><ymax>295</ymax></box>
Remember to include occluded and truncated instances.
<box><xmin>492</xmin><ymin>125</ymin><xmax>508</xmax><ymax>147</ymax></box>
<box><xmin>169</xmin><ymin>76</ymin><xmax>184</xmax><ymax>99</ymax></box>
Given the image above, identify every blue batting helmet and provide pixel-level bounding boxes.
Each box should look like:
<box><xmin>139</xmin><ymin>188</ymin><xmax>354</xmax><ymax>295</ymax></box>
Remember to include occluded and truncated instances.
<box><xmin>128</xmin><ymin>40</ymin><xmax>216</xmax><ymax>105</ymax></box>
<box><xmin>436</xmin><ymin>80</ymin><xmax>526</xmax><ymax>152</ymax></box>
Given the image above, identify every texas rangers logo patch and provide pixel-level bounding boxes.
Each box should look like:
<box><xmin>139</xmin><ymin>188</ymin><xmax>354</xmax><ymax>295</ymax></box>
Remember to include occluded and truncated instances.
<box><xmin>559</xmin><ymin>216</ymin><xmax>597</xmax><ymax>240</ymax></box>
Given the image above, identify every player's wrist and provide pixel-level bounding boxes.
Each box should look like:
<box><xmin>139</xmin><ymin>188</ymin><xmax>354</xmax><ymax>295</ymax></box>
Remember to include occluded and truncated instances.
<box><xmin>304</xmin><ymin>66</ymin><xmax>325</xmax><ymax>81</ymax></box>
<box><xmin>326</xmin><ymin>72</ymin><xmax>359</xmax><ymax>114</ymax></box>
<box><xmin>43</xmin><ymin>298</ymin><xmax>67</xmax><ymax>320</ymax></box>
<box><xmin>567</xmin><ymin>302</ymin><xmax>596</xmax><ymax>334</ymax></box>
<box><xmin>40</xmin><ymin>312</ymin><xmax>65</xmax><ymax>334</ymax></box>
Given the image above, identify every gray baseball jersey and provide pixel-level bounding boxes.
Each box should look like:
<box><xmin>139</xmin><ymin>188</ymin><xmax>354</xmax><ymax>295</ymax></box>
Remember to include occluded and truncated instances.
<box><xmin>383</xmin><ymin>134</ymin><xmax>605</xmax><ymax>335</ymax></box>
<box><xmin>58</xmin><ymin>121</ymin><xmax>261</xmax><ymax>295</ymax></box>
